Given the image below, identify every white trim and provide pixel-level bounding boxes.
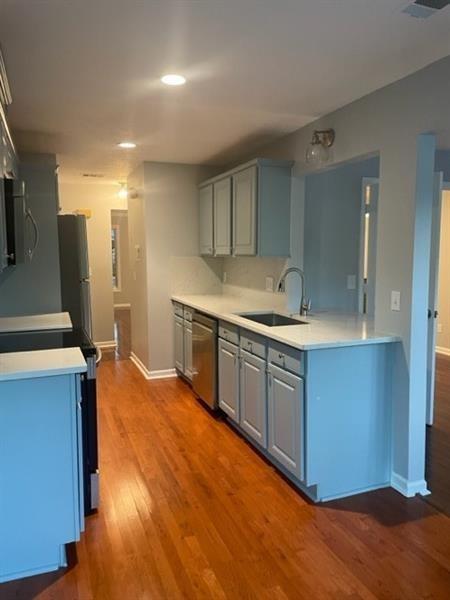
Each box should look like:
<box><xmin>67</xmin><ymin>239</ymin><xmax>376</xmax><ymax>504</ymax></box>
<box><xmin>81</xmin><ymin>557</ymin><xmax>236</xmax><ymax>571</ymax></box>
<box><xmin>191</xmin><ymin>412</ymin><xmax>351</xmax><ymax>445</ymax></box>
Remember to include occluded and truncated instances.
<box><xmin>114</xmin><ymin>303</ymin><xmax>131</xmax><ymax>309</ymax></box>
<box><xmin>130</xmin><ymin>352</ymin><xmax>151</xmax><ymax>379</ymax></box>
<box><xmin>94</xmin><ymin>340</ymin><xmax>117</xmax><ymax>349</ymax></box>
<box><xmin>130</xmin><ymin>353</ymin><xmax>178</xmax><ymax>380</ymax></box>
<box><xmin>436</xmin><ymin>345</ymin><xmax>450</xmax><ymax>356</ymax></box>
<box><xmin>149</xmin><ymin>368</ymin><xmax>177</xmax><ymax>380</ymax></box>
<box><xmin>390</xmin><ymin>472</ymin><xmax>430</xmax><ymax>498</ymax></box>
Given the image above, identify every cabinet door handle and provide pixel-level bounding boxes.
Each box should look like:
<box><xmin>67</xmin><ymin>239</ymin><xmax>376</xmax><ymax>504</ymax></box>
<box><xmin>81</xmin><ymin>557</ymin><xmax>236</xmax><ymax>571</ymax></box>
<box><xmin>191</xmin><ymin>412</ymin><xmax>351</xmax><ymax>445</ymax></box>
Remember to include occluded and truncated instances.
<box><xmin>278</xmin><ymin>353</ymin><xmax>284</xmax><ymax>359</ymax></box>
<box><xmin>268</xmin><ymin>372</ymin><xmax>272</xmax><ymax>387</ymax></box>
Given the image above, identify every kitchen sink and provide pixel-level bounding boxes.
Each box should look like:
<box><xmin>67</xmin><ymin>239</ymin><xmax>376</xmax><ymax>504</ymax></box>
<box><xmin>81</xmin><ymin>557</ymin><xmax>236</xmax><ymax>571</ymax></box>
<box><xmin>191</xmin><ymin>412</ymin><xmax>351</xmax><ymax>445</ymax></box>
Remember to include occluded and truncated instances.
<box><xmin>238</xmin><ymin>312</ymin><xmax>308</xmax><ymax>327</ymax></box>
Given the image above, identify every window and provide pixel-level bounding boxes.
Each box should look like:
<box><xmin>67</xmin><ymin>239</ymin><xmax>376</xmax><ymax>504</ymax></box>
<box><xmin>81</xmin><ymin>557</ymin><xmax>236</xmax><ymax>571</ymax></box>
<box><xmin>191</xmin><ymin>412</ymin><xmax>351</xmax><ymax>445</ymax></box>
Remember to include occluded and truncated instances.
<box><xmin>111</xmin><ymin>224</ymin><xmax>120</xmax><ymax>290</ymax></box>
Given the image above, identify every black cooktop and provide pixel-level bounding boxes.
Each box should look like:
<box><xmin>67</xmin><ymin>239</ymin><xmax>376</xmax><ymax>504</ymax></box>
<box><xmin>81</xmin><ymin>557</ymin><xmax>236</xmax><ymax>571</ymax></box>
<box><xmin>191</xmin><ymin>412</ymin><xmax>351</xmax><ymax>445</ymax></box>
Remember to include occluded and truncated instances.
<box><xmin>0</xmin><ymin>327</ymin><xmax>96</xmax><ymax>357</ymax></box>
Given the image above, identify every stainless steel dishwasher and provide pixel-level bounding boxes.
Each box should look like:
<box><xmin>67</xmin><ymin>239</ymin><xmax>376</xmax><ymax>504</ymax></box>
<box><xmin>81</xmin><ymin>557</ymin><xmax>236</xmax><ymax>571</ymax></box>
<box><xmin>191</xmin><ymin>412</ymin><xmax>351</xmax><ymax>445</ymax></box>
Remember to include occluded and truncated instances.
<box><xmin>192</xmin><ymin>311</ymin><xmax>218</xmax><ymax>409</ymax></box>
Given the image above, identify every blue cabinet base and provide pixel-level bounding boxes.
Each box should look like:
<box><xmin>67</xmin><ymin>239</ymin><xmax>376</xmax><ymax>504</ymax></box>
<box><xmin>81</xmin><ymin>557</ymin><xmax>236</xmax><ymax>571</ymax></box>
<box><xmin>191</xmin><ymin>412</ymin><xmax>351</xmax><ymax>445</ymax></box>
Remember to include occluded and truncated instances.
<box><xmin>0</xmin><ymin>545</ymin><xmax>67</xmax><ymax>583</ymax></box>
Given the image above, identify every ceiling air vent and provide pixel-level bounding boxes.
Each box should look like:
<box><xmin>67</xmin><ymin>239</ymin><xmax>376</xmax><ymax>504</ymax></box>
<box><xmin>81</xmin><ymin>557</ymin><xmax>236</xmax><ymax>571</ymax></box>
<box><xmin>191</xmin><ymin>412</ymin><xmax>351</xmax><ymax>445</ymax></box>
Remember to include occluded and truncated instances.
<box><xmin>82</xmin><ymin>173</ymin><xmax>104</xmax><ymax>178</ymax></box>
<box><xmin>402</xmin><ymin>0</ymin><xmax>450</xmax><ymax>18</ymax></box>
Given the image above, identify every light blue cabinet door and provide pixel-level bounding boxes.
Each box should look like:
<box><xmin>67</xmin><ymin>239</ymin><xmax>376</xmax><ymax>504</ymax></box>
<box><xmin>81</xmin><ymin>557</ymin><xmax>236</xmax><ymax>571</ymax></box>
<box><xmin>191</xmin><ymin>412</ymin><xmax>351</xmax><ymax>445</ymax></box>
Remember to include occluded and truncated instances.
<box><xmin>239</xmin><ymin>349</ymin><xmax>267</xmax><ymax>446</ymax></box>
<box><xmin>0</xmin><ymin>374</ymin><xmax>82</xmax><ymax>582</ymax></box>
<box><xmin>199</xmin><ymin>184</ymin><xmax>214</xmax><ymax>255</ymax></box>
<box><xmin>233</xmin><ymin>166</ymin><xmax>257</xmax><ymax>256</ymax></box>
<box><xmin>174</xmin><ymin>315</ymin><xmax>184</xmax><ymax>372</ymax></box>
<box><xmin>184</xmin><ymin>321</ymin><xmax>193</xmax><ymax>380</ymax></box>
<box><xmin>213</xmin><ymin>177</ymin><xmax>232</xmax><ymax>256</ymax></box>
<box><xmin>0</xmin><ymin>183</ymin><xmax>7</xmax><ymax>272</ymax></box>
<box><xmin>218</xmin><ymin>338</ymin><xmax>239</xmax><ymax>422</ymax></box>
<box><xmin>268</xmin><ymin>364</ymin><xmax>304</xmax><ymax>481</ymax></box>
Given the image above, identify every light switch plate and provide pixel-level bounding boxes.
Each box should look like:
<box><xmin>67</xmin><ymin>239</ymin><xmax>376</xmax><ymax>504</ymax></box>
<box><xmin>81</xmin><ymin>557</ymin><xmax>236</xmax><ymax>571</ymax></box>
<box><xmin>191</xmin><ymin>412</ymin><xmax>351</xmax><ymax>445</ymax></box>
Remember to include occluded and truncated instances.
<box><xmin>265</xmin><ymin>277</ymin><xmax>274</xmax><ymax>292</ymax></box>
<box><xmin>223</xmin><ymin>271</ymin><xmax>227</xmax><ymax>284</ymax></box>
<box><xmin>391</xmin><ymin>291</ymin><xmax>401</xmax><ymax>311</ymax></box>
<box><xmin>438</xmin><ymin>323</ymin><xmax>443</xmax><ymax>333</ymax></box>
<box><xmin>347</xmin><ymin>275</ymin><xmax>356</xmax><ymax>290</ymax></box>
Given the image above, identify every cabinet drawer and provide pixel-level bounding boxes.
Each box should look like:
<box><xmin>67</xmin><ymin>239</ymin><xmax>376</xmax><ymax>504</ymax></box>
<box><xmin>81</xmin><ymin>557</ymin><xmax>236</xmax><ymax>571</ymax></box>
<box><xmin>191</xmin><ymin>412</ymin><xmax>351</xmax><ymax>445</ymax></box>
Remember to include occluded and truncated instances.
<box><xmin>219</xmin><ymin>321</ymin><xmax>239</xmax><ymax>345</ymax></box>
<box><xmin>268</xmin><ymin>341</ymin><xmax>304</xmax><ymax>376</ymax></box>
<box><xmin>173</xmin><ymin>302</ymin><xmax>184</xmax><ymax>317</ymax></box>
<box><xmin>183</xmin><ymin>306</ymin><xmax>193</xmax><ymax>322</ymax></box>
<box><xmin>240</xmin><ymin>329</ymin><xmax>266</xmax><ymax>359</ymax></box>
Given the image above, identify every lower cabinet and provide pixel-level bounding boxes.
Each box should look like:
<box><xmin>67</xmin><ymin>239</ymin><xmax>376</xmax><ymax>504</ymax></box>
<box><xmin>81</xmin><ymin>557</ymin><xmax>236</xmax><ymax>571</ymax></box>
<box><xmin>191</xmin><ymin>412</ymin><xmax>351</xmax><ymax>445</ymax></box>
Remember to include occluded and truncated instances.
<box><xmin>174</xmin><ymin>315</ymin><xmax>184</xmax><ymax>373</ymax></box>
<box><xmin>184</xmin><ymin>321</ymin><xmax>193</xmax><ymax>380</ymax></box>
<box><xmin>267</xmin><ymin>364</ymin><xmax>304</xmax><ymax>481</ymax></box>
<box><xmin>239</xmin><ymin>349</ymin><xmax>267</xmax><ymax>447</ymax></box>
<box><xmin>218</xmin><ymin>338</ymin><xmax>239</xmax><ymax>422</ymax></box>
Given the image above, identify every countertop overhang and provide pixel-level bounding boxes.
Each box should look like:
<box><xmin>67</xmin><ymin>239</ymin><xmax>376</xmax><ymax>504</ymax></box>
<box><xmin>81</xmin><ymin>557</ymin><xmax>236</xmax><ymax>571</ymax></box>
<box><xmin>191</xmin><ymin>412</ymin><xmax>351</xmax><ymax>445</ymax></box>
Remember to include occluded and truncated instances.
<box><xmin>0</xmin><ymin>312</ymin><xmax>73</xmax><ymax>334</ymax></box>
<box><xmin>0</xmin><ymin>347</ymin><xmax>87</xmax><ymax>382</ymax></box>
<box><xmin>172</xmin><ymin>294</ymin><xmax>400</xmax><ymax>351</ymax></box>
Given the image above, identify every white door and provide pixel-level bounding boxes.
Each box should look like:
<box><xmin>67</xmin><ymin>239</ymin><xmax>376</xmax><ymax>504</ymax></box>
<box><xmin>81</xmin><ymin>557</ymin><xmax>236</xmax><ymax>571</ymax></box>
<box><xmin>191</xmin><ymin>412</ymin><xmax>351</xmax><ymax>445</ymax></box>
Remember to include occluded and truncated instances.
<box><xmin>213</xmin><ymin>178</ymin><xmax>232</xmax><ymax>256</ymax></box>
<box><xmin>239</xmin><ymin>350</ymin><xmax>267</xmax><ymax>446</ymax></box>
<box><xmin>426</xmin><ymin>172</ymin><xmax>444</xmax><ymax>425</ymax></box>
<box><xmin>267</xmin><ymin>364</ymin><xmax>304</xmax><ymax>481</ymax></box>
<box><xmin>199</xmin><ymin>185</ymin><xmax>214</xmax><ymax>256</ymax></box>
<box><xmin>233</xmin><ymin>166</ymin><xmax>257</xmax><ymax>256</ymax></box>
<box><xmin>358</xmin><ymin>178</ymin><xmax>379</xmax><ymax>316</ymax></box>
<box><xmin>218</xmin><ymin>338</ymin><xmax>239</xmax><ymax>422</ymax></box>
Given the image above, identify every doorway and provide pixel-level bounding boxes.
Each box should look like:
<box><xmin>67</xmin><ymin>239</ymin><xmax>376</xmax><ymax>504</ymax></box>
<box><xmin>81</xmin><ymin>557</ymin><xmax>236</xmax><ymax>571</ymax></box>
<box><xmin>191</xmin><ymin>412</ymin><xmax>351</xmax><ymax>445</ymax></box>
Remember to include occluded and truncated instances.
<box><xmin>109</xmin><ymin>209</ymin><xmax>131</xmax><ymax>360</ymax></box>
<box><xmin>425</xmin><ymin>176</ymin><xmax>450</xmax><ymax>516</ymax></box>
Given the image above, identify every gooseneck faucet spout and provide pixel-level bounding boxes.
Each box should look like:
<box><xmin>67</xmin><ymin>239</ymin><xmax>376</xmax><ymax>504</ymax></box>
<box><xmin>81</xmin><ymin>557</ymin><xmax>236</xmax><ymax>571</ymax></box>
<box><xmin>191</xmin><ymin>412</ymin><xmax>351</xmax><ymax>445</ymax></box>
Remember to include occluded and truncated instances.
<box><xmin>277</xmin><ymin>267</ymin><xmax>311</xmax><ymax>316</ymax></box>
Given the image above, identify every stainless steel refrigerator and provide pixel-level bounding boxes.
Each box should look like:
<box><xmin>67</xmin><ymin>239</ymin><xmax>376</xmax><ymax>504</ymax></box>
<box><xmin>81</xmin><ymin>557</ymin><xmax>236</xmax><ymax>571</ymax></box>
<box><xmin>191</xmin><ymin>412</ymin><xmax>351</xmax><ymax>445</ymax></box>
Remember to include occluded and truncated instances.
<box><xmin>58</xmin><ymin>214</ymin><xmax>93</xmax><ymax>338</ymax></box>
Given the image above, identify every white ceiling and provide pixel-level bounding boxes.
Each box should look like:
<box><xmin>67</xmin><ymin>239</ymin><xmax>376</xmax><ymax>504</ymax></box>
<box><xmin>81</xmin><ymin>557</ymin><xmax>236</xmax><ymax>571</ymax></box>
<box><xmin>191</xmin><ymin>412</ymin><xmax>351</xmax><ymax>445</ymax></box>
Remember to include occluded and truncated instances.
<box><xmin>1</xmin><ymin>0</ymin><xmax>450</xmax><ymax>183</ymax></box>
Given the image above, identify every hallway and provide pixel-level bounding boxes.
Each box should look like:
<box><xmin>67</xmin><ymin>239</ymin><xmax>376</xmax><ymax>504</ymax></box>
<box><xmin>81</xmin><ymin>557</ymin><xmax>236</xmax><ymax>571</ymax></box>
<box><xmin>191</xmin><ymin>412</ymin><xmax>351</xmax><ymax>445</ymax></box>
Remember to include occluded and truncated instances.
<box><xmin>102</xmin><ymin>307</ymin><xmax>131</xmax><ymax>362</ymax></box>
<box><xmin>3</xmin><ymin>358</ymin><xmax>450</xmax><ymax>599</ymax></box>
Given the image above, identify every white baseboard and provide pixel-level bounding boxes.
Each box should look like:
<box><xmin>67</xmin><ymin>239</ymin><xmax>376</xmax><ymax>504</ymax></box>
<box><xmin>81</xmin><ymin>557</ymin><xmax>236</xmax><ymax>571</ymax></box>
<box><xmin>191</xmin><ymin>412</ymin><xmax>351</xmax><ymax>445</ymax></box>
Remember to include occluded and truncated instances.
<box><xmin>114</xmin><ymin>303</ymin><xmax>131</xmax><ymax>309</ymax></box>
<box><xmin>436</xmin><ymin>345</ymin><xmax>450</xmax><ymax>357</ymax></box>
<box><xmin>391</xmin><ymin>472</ymin><xmax>430</xmax><ymax>498</ymax></box>
<box><xmin>130</xmin><ymin>353</ymin><xmax>177</xmax><ymax>381</ymax></box>
<box><xmin>130</xmin><ymin>352</ymin><xmax>151</xmax><ymax>379</ymax></box>
<box><xmin>95</xmin><ymin>340</ymin><xmax>117</xmax><ymax>349</ymax></box>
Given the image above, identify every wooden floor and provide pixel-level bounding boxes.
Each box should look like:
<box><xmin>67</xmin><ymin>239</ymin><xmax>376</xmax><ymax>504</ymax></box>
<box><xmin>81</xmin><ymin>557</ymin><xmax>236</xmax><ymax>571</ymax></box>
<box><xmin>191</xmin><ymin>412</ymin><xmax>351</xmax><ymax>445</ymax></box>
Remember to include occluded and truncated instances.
<box><xmin>425</xmin><ymin>353</ymin><xmax>450</xmax><ymax>517</ymax></box>
<box><xmin>3</xmin><ymin>360</ymin><xmax>450</xmax><ymax>599</ymax></box>
<box><xmin>102</xmin><ymin>307</ymin><xmax>131</xmax><ymax>362</ymax></box>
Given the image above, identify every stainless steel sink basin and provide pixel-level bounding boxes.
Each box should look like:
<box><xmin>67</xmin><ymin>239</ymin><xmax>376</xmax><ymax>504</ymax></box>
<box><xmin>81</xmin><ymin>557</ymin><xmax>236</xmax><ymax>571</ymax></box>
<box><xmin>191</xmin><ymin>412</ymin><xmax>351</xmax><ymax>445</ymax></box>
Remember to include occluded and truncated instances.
<box><xmin>238</xmin><ymin>312</ymin><xmax>308</xmax><ymax>327</ymax></box>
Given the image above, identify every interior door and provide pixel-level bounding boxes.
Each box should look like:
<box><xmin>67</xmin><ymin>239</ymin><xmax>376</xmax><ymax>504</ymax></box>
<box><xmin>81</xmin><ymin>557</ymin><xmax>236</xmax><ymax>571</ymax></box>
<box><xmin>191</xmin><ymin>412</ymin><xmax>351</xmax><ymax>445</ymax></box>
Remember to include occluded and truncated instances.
<box><xmin>426</xmin><ymin>172</ymin><xmax>444</xmax><ymax>425</ymax></box>
<box><xmin>359</xmin><ymin>178</ymin><xmax>379</xmax><ymax>315</ymax></box>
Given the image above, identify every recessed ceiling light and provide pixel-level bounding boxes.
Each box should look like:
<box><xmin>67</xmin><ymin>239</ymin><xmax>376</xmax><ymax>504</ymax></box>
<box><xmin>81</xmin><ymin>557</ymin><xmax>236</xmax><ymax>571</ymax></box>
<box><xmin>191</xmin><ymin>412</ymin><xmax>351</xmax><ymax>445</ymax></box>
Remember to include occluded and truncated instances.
<box><xmin>118</xmin><ymin>183</ymin><xmax>128</xmax><ymax>199</ymax></box>
<box><xmin>117</xmin><ymin>141</ymin><xmax>136</xmax><ymax>149</ymax></box>
<box><xmin>161</xmin><ymin>74</ymin><xmax>186</xmax><ymax>86</ymax></box>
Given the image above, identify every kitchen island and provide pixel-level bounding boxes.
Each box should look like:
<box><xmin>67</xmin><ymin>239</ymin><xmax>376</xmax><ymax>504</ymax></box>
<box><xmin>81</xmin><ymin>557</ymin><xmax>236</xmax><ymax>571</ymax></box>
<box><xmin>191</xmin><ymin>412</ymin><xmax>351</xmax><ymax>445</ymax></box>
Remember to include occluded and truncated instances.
<box><xmin>172</xmin><ymin>293</ymin><xmax>400</xmax><ymax>502</ymax></box>
<box><xmin>0</xmin><ymin>347</ymin><xmax>86</xmax><ymax>583</ymax></box>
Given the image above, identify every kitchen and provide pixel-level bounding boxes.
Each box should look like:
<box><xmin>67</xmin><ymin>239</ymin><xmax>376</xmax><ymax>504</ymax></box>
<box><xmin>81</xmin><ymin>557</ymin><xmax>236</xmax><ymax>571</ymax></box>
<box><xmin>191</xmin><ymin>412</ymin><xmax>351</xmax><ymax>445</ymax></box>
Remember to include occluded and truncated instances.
<box><xmin>2</xmin><ymin>1</ymin><xmax>450</xmax><ymax>598</ymax></box>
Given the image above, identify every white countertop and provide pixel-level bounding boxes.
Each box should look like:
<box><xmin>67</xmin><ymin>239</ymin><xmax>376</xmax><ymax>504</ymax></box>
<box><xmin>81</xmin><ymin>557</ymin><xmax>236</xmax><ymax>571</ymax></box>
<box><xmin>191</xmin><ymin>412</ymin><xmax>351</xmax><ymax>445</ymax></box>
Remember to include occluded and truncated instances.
<box><xmin>0</xmin><ymin>312</ymin><xmax>73</xmax><ymax>333</ymax></box>
<box><xmin>172</xmin><ymin>294</ymin><xmax>400</xmax><ymax>350</ymax></box>
<box><xmin>0</xmin><ymin>347</ymin><xmax>87</xmax><ymax>382</ymax></box>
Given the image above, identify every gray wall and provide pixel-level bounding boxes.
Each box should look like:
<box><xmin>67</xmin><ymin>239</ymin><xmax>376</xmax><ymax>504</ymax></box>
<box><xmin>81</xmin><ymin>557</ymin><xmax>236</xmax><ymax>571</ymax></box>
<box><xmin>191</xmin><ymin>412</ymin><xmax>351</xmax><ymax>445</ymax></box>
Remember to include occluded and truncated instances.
<box><xmin>304</xmin><ymin>156</ymin><xmax>379</xmax><ymax>312</ymax></box>
<box><xmin>0</xmin><ymin>153</ymin><xmax>61</xmax><ymax>316</ymax></box>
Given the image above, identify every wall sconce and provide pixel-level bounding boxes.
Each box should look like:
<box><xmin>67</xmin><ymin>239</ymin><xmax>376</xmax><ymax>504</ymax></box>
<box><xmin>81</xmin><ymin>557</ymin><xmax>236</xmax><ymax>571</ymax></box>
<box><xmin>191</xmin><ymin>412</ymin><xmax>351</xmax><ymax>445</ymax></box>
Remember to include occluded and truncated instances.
<box><xmin>118</xmin><ymin>183</ymin><xmax>128</xmax><ymax>199</ymax></box>
<box><xmin>305</xmin><ymin>129</ymin><xmax>335</xmax><ymax>164</ymax></box>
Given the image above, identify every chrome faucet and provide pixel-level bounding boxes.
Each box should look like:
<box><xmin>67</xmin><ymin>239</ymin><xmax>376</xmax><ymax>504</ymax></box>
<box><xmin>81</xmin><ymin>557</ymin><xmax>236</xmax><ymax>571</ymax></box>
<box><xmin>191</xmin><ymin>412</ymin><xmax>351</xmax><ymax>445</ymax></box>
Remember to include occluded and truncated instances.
<box><xmin>277</xmin><ymin>267</ymin><xmax>311</xmax><ymax>316</ymax></box>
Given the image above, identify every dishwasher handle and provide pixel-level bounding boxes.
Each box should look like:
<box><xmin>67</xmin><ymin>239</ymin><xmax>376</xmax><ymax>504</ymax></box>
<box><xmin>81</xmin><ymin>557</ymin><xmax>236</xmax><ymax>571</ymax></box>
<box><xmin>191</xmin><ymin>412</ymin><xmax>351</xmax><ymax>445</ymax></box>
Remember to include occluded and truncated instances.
<box><xmin>192</xmin><ymin>311</ymin><xmax>218</xmax><ymax>333</ymax></box>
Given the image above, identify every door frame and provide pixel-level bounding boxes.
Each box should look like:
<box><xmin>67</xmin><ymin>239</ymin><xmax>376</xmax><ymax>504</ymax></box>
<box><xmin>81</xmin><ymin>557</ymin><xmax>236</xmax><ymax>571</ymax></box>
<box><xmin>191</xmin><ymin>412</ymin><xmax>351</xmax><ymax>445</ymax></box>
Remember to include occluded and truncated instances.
<box><xmin>426</xmin><ymin>174</ymin><xmax>446</xmax><ymax>425</ymax></box>
<box><xmin>358</xmin><ymin>177</ymin><xmax>379</xmax><ymax>314</ymax></box>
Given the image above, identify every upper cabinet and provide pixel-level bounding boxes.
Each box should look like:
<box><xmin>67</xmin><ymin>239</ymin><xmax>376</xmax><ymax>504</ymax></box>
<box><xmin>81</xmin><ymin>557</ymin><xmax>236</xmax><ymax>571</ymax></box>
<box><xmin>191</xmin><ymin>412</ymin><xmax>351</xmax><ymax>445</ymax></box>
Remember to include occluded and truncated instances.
<box><xmin>213</xmin><ymin>177</ymin><xmax>232</xmax><ymax>256</ymax></box>
<box><xmin>199</xmin><ymin>184</ymin><xmax>214</xmax><ymax>256</ymax></box>
<box><xmin>199</xmin><ymin>158</ymin><xmax>293</xmax><ymax>258</ymax></box>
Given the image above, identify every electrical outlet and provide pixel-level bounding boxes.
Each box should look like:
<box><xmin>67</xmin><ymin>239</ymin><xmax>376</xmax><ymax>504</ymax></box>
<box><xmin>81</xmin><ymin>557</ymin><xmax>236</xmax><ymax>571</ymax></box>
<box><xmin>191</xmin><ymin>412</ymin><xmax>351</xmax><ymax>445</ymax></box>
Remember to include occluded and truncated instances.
<box><xmin>347</xmin><ymin>275</ymin><xmax>356</xmax><ymax>290</ymax></box>
<box><xmin>391</xmin><ymin>291</ymin><xmax>401</xmax><ymax>311</ymax></box>
<box><xmin>265</xmin><ymin>277</ymin><xmax>274</xmax><ymax>292</ymax></box>
<box><xmin>438</xmin><ymin>323</ymin><xmax>443</xmax><ymax>333</ymax></box>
